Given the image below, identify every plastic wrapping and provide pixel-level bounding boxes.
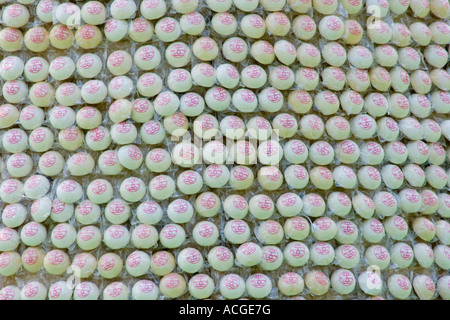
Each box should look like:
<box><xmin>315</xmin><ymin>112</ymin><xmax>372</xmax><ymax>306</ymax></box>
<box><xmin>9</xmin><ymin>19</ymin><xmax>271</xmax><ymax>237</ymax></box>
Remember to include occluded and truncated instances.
<box><xmin>0</xmin><ymin>0</ymin><xmax>449</xmax><ymax>301</ymax></box>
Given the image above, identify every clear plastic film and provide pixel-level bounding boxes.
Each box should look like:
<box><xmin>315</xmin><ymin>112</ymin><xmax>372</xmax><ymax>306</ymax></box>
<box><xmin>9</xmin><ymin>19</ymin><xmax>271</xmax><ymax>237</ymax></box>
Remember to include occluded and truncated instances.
<box><xmin>0</xmin><ymin>0</ymin><xmax>449</xmax><ymax>301</ymax></box>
